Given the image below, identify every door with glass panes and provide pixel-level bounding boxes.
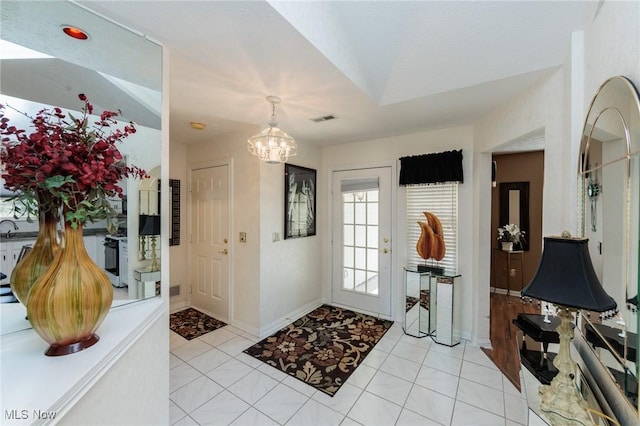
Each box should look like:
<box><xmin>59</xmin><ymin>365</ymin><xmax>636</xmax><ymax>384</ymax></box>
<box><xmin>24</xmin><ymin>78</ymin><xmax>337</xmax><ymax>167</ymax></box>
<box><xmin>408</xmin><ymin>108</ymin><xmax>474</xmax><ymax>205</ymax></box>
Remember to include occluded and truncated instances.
<box><xmin>331</xmin><ymin>167</ymin><xmax>392</xmax><ymax>316</ymax></box>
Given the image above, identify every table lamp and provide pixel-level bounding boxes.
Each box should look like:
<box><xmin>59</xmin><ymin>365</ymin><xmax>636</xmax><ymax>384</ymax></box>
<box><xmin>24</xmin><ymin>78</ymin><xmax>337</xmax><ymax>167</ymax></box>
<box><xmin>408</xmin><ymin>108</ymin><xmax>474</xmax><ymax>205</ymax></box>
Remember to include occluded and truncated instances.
<box><xmin>521</xmin><ymin>234</ymin><xmax>617</xmax><ymax>425</ymax></box>
<box><xmin>139</xmin><ymin>214</ymin><xmax>161</xmax><ymax>272</ymax></box>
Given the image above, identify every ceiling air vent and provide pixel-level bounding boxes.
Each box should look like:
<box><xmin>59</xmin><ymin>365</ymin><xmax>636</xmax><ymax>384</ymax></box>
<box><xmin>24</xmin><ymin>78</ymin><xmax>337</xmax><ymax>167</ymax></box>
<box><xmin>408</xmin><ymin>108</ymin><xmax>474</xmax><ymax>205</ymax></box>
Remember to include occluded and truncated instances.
<box><xmin>310</xmin><ymin>115</ymin><xmax>336</xmax><ymax>123</ymax></box>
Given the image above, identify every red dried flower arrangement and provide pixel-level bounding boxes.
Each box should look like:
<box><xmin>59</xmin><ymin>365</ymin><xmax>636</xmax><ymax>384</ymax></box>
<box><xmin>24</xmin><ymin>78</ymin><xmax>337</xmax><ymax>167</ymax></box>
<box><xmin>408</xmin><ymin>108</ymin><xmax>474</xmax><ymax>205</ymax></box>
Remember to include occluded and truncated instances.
<box><xmin>0</xmin><ymin>94</ymin><xmax>147</xmax><ymax>231</ymax></box>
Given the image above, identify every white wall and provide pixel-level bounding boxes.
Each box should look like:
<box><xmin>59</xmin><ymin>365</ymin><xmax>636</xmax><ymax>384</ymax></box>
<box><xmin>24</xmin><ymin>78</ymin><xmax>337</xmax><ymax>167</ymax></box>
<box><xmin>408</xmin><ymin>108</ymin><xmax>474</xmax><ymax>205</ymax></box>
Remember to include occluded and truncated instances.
<box><xmin>259</xmin><ymin>142</ymin><xmax>324</xmax><ymax>335</ymax></box>
<box><xmin>186</xmin><ymin>130</ymin><xmax>262</xmax><ymax>332</ymax></box>
<box><xmin>182</xmin><ymin>131</ymin><xmax>324</xmax><ymax>336</ymax></box>
<box><xmin>169</xmin><ymin>140</ymin><xmax>188</xmax><ymax>307</ymax></box>
<box><xmin>321</xmin><ymin>126</ymin><xmax>479</xmax><ymax>341</ymax></box>
<box><xmin>583</xmin><ymin>0</ymin><xmax>640</xmax><ymax>348</ymax></box>
<box><xmin>584</xmin><ymin>1</ymin><xmax>640</xmax><ymax>105</ymax></box>
<box><xmin>175</xmin><ymin>0</ymin><xmax>640</xmax><ymax>348</ymax></box>
<box><xmin>471</xmin><ymin>0</ymin><xmax>640</xmax><ymax>348</ymax></box>
<box><xmin>473</xmin><ymin>70</ymin><xmax>567</xmax><ymax>344</ymax></box>
<box><xmin>58</xmin><ymin>309</ymin><xmax>169</xmax><ymax>426</ymax></box>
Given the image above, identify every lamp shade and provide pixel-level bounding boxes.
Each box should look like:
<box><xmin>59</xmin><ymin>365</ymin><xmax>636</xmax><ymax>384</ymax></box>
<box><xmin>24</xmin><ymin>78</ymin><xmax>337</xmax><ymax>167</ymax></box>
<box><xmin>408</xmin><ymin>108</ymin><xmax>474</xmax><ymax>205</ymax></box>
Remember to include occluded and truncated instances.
<box><xmin>521</xmin><ymin>236</ymin><xmax>617</xmax><ymax>312</ymax></box>
<box><xmin>139</xmin><ymin>214</ymin><xmax>161</xmax><ymax>236</ymax></box>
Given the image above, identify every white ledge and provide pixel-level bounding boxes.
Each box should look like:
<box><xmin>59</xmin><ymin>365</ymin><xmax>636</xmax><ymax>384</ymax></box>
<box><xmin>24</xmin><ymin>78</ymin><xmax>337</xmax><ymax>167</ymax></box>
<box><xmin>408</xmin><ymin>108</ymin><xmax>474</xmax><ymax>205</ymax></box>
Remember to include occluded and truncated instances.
<box><xmin>0</xmin><ymin>298</ymin><xmax>164</xmax><ymax>425</ymax></box>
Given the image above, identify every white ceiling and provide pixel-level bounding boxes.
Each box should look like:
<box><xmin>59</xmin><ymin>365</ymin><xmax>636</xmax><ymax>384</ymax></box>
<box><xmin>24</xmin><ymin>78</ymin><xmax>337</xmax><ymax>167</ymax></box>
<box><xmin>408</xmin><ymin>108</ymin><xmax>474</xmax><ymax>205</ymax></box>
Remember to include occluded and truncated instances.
<box><xmin>8</xmin><ymin>1</ymin><xmax>600</xmax><ymax>148</ymax></box>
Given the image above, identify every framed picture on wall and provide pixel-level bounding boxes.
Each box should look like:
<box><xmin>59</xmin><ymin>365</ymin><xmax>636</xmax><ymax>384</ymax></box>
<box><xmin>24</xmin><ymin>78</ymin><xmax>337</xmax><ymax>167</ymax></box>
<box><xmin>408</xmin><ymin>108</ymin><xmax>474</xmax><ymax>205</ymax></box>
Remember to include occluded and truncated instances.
<box><xmin>285</xmin><ymin>164</ymin><xmax>316</xmax><ymax>239</ymax></box>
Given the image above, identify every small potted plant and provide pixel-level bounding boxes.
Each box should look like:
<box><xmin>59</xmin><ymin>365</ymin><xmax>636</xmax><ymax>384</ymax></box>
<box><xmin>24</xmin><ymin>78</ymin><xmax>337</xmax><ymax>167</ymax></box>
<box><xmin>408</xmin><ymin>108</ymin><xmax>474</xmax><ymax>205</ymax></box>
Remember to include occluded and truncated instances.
<box><xmin>498</xmin><ymin>223</ymin><xmax>524</xmax><ymax>251</ymax></box>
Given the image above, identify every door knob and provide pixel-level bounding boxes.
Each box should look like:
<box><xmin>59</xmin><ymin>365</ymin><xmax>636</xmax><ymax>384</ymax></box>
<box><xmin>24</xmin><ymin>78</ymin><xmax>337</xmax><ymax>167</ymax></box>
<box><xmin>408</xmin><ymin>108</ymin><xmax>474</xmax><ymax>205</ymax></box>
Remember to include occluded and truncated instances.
<box><xmin>383</xmin><ymin>237</ymin><xmax>389</xmax><ymax>243</ymax></box>
<box><xmin>218</xmin><ymin>249</ymin><xmax>228</xmax><ymax>254</ymax></box>
<box><xmin>383</xmin><ymin>248</ymin><xmax>389</xmax><ymax>254</ymax></box>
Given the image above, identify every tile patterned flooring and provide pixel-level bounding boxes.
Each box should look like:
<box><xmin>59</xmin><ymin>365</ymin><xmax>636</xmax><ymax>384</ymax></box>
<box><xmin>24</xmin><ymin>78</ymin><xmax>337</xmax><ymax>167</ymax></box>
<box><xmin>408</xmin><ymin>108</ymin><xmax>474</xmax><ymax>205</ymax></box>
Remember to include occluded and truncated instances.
<box><xmin>170</xmin><ymin>321</ymin><xmax>529</xmax><ymax>426</ymax></box>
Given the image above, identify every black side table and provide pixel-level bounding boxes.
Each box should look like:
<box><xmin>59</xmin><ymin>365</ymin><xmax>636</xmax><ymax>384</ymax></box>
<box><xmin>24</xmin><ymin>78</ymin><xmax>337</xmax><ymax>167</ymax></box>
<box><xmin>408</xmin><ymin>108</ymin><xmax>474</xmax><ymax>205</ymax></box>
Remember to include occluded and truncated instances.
<box><xmin>513</xmin><ymin>313</ymin><xmax>562</xmax><ymax>385</ymax></box>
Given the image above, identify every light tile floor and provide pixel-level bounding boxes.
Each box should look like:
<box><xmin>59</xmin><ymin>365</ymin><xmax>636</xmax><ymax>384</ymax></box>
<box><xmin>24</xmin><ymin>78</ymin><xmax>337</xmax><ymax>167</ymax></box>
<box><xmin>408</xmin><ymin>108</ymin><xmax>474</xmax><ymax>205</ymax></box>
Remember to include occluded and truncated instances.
<box><xmin>170</xmin><ymin>322</ymin><xmax>529</xmax><ymax>426</ymax></box>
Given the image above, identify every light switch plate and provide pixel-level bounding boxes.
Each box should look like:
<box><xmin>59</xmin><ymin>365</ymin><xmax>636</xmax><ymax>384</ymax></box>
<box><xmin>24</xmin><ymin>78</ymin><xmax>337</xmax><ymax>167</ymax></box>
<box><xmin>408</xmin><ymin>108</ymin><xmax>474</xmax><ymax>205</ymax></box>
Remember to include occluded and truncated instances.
<box><xmin>239</xmin><ymin>232</ymin><xmax>247</xmax><ymax>243</ymax></box>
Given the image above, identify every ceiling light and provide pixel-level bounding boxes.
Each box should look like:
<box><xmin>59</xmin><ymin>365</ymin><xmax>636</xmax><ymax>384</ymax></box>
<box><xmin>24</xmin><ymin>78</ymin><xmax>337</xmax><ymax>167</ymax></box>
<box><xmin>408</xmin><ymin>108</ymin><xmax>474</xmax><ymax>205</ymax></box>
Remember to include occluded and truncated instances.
<box><xmin>190</xmin><ymin>122</ymin><xmax>205</xmax><ymax>130</ymax></box>
<box><xmin>247</xmin><ymin>96</ymin><xmax>297</xmax><ymax>164</ymax></box>
<box><xmin>61</xmin><ymin>25</ymin><xmax>89</xmax><ymax>40</ymax></box>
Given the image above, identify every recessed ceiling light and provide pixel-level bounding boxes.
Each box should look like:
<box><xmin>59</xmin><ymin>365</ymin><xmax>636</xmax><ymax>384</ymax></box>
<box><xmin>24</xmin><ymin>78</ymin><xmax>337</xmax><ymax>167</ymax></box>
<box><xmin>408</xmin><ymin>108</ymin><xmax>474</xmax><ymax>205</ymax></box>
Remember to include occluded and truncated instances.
<box><xmin>190</xmin><ymin>122</ymin><xmax>205</xmax><ymax>130</ymax></box>
<box><xmin>62</xmin><ymin>25</ymin><xmax>89</xmax><ymax>40</ymax></box>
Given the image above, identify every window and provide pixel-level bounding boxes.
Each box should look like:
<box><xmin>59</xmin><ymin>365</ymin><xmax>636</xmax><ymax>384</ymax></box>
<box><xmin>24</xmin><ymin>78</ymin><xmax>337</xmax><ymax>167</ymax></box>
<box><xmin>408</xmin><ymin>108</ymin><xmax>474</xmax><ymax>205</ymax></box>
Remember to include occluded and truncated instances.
<box><xmin>342</xmin><ymin>187</ymin><xmax>379</xmax><ymax>296</ymax></box>
<box><xmin>406</xmin><ymin>183</ymin><xmax>458</xmax><ymax>272</ymax></box>
<box><xmin>0</xmin><ymin>198</ymin><xmax>15</xmax><ymax>218</ymax></box>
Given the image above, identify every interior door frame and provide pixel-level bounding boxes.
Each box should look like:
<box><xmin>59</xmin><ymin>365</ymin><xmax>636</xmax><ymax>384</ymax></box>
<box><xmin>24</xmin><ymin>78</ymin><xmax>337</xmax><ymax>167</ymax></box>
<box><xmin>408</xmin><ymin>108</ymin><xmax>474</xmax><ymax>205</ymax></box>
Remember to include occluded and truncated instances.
<box><xmin>187</xmin><ymin>158</ymin><xmax>233</xmax><ymax>322</ymax></box>
<box><xmin>328</xmin><ymin>161</ymin><xmax>397</xmax><ymax>320</ymax></box>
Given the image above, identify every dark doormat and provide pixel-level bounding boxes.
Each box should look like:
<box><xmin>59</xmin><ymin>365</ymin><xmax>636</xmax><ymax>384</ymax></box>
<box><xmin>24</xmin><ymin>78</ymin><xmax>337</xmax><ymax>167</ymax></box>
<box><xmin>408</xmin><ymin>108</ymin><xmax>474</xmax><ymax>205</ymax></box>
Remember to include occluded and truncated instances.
<box><xmin>170</xmin><ymin>308</ymin><xmax>227</xmax><ymax>340</ymax></box>
<box><xmin>243</xmin><ymin>304</ymin><xmax>393</xmax><ymax>396</ymax></box>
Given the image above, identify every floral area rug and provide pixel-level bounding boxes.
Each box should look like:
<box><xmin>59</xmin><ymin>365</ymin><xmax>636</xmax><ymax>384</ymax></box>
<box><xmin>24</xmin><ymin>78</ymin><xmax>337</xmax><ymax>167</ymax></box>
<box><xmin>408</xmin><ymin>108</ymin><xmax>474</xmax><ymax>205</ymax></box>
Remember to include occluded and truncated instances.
<box><xmin>243</xmin><ymin>304</ymin><xmax>393</xmax><ymax>396</ymax></box>
<box><xmin>170</xmin><ymin>308</ymin><xmax>227</xmax><ymax>340</ymax></box>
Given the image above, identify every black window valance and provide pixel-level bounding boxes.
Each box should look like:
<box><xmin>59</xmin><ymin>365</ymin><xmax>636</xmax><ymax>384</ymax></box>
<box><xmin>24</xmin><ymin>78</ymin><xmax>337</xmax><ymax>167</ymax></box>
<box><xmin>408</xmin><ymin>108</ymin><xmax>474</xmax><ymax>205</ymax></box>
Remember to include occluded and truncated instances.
<box><xmin>399</xmin><ymin>149</ymin><xmax>463</xmax><ymax>185</ymax></box>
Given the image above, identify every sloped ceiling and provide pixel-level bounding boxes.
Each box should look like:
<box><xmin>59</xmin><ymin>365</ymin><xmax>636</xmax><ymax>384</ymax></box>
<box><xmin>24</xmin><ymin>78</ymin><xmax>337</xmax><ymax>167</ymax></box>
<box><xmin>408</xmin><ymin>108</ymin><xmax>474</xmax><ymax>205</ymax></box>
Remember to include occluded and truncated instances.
<box><xmin>4</xmin><ymin>1</ymin><xmax>599</xmax><ymax>148</ymax></box>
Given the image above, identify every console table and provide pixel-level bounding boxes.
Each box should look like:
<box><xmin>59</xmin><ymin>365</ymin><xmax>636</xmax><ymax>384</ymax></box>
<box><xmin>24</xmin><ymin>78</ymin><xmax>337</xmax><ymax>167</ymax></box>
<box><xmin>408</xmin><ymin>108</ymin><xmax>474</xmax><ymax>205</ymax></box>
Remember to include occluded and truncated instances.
<box><xmin>516</xmin><ymin>314</ymin><xmax>627</xmax><ymax>425</ymax></box>
<box><xmin>403</xmin><ymin>268</ymin><xmax>432</xmax><ymax>338</ymax></box>
<box><xmin>492</xmin><ymin>249</ymin><xmax>524</xmax><ymax>295</ymax></box>
<box><xmin>513</xmin><ymin>314</ymin><xmax>561</xmax><ymax>385</ymax></box>
<box><xmin>134</xmin><ymin>268</ymin><xmax>161</xmax><ymax>299</ymax></box>
<box><xmin>403</xmin><ymin>267</ymin><xmax>461</xmax><ymax>346</ymax></box>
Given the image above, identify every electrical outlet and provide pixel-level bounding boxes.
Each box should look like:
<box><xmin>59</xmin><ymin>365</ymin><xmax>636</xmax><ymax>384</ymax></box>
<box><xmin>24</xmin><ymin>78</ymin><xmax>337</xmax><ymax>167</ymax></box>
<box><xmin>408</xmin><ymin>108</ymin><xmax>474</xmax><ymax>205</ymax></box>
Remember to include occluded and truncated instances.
<box><xmin>239</xmin><ymin>232</ymin><xmax>247</xmax><ymax>243</ymax></box>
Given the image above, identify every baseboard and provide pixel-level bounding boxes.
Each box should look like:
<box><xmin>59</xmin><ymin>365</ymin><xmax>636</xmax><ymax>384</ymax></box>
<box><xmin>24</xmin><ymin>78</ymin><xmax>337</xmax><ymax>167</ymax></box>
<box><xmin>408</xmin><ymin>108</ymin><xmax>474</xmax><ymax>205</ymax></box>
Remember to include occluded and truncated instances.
<box><xmin>258</xmin><ymin>299</ymin><xmax>325</xmax><ymax>338</ymax></box>
<box><xmin>471</xmin><ymin>336</ymin><xmax>492</xmax><ymax>349</ymax></box>
<box><xmin>490</xmin><ymin>287</ymin><xmax>522</xmax><ymax>298</ymax></box>
<box><xmin>229</xmin><ymin>318</ymin><xmax>260</xmax><ymax>338</ymax></box>
<box><xmin>330</xmin><ymin>302</ymin><xmax>394</xmax><ymax>321</ymax></box>
<box><xmin>169</xmin><ymin>300</ymin><xmax>188</xmax><ymax>313</ymax></box>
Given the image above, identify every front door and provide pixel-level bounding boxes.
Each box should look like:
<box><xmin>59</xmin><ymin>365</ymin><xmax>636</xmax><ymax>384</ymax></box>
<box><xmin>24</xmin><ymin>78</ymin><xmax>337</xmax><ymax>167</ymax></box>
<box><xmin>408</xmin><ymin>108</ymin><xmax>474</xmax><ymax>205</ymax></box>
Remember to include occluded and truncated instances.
<box><xmin>331</xmin><ymin>167</ymin><xmax>392</xmax><ymax>316</ymax></box>
<box><xmin>190</xmin><ymin>164</ymin><xmax>230</xmax><ymax>321</ymax></box>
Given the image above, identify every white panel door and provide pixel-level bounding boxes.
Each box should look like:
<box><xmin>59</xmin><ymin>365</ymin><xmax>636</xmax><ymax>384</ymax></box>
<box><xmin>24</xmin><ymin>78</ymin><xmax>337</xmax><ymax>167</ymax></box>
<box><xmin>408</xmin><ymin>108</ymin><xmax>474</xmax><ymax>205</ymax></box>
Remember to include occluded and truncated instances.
<box><xmin>190</xmin><ymin>165</ymin><xmax>230</xmax><ymax>320</ymax></box>
<box><xmin>331</xmin><ymin>167</ymin><xmax>392</xmax><ymax>316</ymax></box>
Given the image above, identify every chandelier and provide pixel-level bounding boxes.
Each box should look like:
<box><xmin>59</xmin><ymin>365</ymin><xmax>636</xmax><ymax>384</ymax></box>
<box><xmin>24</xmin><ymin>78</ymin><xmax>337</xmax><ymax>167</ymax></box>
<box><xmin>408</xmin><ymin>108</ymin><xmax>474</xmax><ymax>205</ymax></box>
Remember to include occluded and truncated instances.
<box><xmin>247</xmin><ymin>96</ymin><xmax>297</xmax><ymax>164</ymax></box>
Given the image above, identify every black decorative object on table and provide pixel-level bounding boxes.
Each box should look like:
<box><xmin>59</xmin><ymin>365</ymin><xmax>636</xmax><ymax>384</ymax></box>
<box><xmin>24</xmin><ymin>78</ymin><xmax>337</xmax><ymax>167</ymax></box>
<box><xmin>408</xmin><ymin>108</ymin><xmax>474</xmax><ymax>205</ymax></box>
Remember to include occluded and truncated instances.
<box><xmin>513</xmin><ymin>313</ymin><xmax>561</xmax><ymax>354</ymax></box>
<box><xmin>417</xmin><ymin>264</ymin><xmax>444</xmax><ymax>275</ymax></box>
<box><xmin>513</xmin><ymin>314</ymin><xmax>562</xmax><ymax>384</ymax></box>
<box><xmin>584</xmin><ymin>322</ymin><xmax>637</xmax><ymax>362</ymax></box>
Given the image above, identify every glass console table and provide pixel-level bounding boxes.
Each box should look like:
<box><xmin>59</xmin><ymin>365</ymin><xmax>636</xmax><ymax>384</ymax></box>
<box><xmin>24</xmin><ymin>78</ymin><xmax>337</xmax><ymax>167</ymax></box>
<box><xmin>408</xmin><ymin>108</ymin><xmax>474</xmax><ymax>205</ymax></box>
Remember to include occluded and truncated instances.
<box><xmin>404</xmin><ymin>267</ymin><xmax>462</xmax><ymax>346</ymax></box>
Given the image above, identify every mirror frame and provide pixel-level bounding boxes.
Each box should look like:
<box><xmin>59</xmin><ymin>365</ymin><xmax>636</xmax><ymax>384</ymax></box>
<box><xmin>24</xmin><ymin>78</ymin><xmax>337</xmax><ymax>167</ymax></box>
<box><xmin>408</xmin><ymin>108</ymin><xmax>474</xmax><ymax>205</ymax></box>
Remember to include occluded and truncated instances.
<box><xmin>0</xmin><ymin>1</ymin><xmax>163</xmax><ymax>334</ymax></box>
<box><xmin>577</xmin><ymin>75</ymin><xmax>640</xmax><ymax>414</ymax></box>
<box><xmin>499</xmin><ymin>181</ymin><xmax>530</xmax><ymax>251</ymax></box>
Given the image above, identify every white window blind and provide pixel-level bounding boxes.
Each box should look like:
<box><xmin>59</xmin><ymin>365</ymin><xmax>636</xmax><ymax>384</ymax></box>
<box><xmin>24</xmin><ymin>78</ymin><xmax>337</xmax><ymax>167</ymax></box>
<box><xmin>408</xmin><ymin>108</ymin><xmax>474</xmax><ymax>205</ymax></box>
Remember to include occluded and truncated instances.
<box><xmin>406</xmin><ymin>183</ymin><xmax>458</xmax><ymax>272</ymax></box>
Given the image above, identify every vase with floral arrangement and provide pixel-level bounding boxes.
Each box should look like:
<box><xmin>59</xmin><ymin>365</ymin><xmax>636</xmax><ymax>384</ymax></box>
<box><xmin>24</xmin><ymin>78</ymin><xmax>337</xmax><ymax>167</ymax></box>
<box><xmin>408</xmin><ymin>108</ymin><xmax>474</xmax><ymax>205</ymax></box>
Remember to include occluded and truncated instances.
<box><xmin>0</xmin><ymin>94</ymin><xmax>146</xmax><ymax>355</ymax></box>
<box><xmin>497</xmin><ymin>223</ymin><xmax>525</xmax><ymax>251</ymax></box>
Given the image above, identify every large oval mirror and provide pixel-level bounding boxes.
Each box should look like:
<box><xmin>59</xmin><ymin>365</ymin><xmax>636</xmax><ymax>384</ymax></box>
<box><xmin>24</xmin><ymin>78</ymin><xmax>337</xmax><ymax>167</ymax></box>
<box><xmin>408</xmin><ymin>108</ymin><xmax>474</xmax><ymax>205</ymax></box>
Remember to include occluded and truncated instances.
<box><xmin>578</xmin><ymin>76</ymin><xmax>640</xmax><ymax>414</ymax></box>
<box><xmin>0</xmin><ymin>1</ymin><xmax>162</xmax><ymax>334</ymax></box>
